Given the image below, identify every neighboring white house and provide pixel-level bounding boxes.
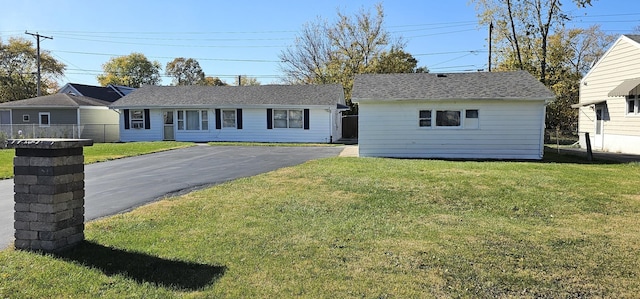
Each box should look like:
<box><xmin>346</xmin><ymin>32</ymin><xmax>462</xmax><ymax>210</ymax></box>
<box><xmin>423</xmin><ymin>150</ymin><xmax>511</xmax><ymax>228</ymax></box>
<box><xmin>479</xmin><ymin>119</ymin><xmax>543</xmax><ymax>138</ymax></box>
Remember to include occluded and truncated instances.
<box><xmin>573</xmin><ymin>34</ymin><xmax>640</xmax><ymax>154</ymax></box>
<box><xmin>109</xmin><ymin>84</ymin><xmax>347</xmax><ymax>143</ymax></box>
<box><xmin>352</xmin><ymin>71</ymin><xmax>555</xmax><ymax>159</ymax></box>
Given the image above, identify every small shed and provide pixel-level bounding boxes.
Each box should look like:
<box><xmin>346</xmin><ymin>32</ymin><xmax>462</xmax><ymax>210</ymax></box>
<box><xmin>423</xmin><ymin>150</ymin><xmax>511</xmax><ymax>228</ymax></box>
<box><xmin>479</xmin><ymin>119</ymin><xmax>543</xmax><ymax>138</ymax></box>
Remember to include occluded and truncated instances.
<box><xmin>352</xmin><ymin>71</ymin><xmax>555</xmax><ymax>159</ymax></box>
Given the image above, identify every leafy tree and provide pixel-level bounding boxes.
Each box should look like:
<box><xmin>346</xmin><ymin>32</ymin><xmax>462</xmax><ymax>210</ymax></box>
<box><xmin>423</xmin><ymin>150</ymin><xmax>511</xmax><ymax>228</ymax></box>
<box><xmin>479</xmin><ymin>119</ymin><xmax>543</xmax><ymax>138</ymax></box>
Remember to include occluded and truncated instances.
<box><xmin>166</xmin><ymin>57</ymin><xmax>205</xmax><ymax>86</ymax></box>
<box><xmin>235</xmin><ymin>75</ymin><xmax>260</xmax><ymax>86</ymax></box>
<box><xmin>280</xmin><ymin>3</ymin><xmax>425</xmax><ymax>110</ymax></box>
<box><xmin>370</xmin><ymin>47</ymin><xmax>428</xmax><ymax>74</ymax></box>
<box><xmin>0</xmin><ymin>37</ymin><xmax>65</xmax><ymax>102</ymax></box>
<box><xmin>202</xmin><ymin>76</ymin><xmax>227</xmax><ymax>86</ymax></box>
<box><xmin>97</xmin><ymin>53</ymin><xmax>161</xmax><ymax>88</ymax></box>
<box><xmin>473</xmin><ymin>0</ymin><xmax>593</xmax><ymax>84</ymax></box>
<box><xmin>493</xmin><ymin>25</ymin><xmax>613</xmax><ymax>133</ymax></box>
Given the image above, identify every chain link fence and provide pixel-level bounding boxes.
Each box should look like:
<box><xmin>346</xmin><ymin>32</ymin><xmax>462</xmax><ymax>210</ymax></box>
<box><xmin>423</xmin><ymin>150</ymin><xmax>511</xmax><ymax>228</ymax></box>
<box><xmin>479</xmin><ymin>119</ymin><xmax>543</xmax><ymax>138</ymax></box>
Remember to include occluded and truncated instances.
<box><xmin>0</xmin><ymin>124</ymin><xmax>119</xmax><ymax>148</ymax></box>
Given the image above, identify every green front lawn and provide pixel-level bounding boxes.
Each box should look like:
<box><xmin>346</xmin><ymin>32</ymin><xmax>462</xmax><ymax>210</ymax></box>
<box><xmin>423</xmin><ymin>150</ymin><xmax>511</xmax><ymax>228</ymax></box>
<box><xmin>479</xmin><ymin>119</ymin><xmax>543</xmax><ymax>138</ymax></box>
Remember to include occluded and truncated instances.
<box><xmin>1</xmin><ymin>155</ymin><xmax>639</xmax><ymax>297</ymax></box>
<box><xmin>0</xmin><ymin>141</ymin><xmax>193</xmax><ymax>179</ymax></box>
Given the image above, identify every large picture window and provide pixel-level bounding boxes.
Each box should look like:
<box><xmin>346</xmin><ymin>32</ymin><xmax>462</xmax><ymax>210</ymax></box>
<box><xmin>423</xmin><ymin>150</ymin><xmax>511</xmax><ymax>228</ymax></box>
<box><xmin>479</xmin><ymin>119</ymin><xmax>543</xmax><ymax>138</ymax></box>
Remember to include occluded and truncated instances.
<box><xmin>436</xmin><ymin>110</ymin><xmax>461</xmax><ymax>127</ymax></box>
<box><xmin>177</xmin><ymin>110</ymin><xmax>208</xmax><ymax>130</ymax></box>
<box><xmin>274</xmin><ymin>109</ymin><xmax>303</xmax><ymax>128</ymax></box>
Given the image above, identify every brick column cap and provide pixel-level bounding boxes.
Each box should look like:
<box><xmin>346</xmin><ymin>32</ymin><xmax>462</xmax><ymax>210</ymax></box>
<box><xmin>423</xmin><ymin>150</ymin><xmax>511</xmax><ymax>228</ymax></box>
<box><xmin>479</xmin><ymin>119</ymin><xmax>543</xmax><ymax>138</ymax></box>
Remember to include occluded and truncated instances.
<box><xmin>7</xmin><ymin>139</ymin><xmax>93</xmax><ymax>150</ymax></box>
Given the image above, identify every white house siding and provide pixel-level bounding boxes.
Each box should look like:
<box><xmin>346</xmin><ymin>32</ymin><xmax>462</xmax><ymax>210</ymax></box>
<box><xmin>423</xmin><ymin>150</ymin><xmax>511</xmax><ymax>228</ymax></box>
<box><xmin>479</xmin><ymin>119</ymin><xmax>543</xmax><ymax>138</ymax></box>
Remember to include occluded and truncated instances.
<box><xmin>578</xmin><ymin>36</ymin><xmax>640</xmax><ymax>154</ymax></box>
<box><xmin>119</xmin><ymin>108</ymin><xmax>337</xmax><ymax>143</ymax></box>
<box><xmin>119</xmin><ymin>109</ymin><xmax>163</xmax><ymax>142</ymax></box>
<box><xmin>358</xmin><ymin>100</ymin><xmax>545</xmax><ymax>159</ymax></box>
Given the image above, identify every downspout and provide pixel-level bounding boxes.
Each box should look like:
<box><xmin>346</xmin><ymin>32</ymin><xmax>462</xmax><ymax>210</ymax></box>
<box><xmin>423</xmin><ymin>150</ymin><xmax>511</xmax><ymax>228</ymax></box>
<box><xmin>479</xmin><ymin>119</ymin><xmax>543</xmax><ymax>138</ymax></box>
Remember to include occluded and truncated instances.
<box><xmin>329</xmin><ymin>107</ymin><xmax>333</xmax><ymax>144</ymax></box>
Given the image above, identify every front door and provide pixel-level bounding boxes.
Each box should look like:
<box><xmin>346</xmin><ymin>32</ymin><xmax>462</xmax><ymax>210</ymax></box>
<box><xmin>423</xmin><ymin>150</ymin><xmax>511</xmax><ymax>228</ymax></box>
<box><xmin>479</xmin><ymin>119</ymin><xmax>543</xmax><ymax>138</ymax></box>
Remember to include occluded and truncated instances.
<box><xmin>163</xmin><ymin>110</ymin><xmax>175</xmax><ymax>141</ymax></box>
<box><xmin>594</xmin><ymin>106</ymin><xmax>604</xmax><ymax>149</ymax></box>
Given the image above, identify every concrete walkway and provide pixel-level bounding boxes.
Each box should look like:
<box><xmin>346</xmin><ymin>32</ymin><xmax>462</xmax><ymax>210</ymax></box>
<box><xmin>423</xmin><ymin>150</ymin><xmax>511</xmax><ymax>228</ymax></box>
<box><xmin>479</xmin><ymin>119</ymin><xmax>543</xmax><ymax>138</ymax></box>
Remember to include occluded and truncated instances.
<box><xmin>339</xmin><ymin>145</ymin><xmax>359</xmax><ymax>157</ymax></box>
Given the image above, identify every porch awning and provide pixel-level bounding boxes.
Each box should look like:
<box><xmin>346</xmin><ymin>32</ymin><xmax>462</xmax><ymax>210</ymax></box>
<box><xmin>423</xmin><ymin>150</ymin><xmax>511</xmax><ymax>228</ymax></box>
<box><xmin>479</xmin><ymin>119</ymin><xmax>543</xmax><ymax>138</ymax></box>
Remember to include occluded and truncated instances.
<box><xmin>571</xmin><ymin>99</ymin><xmax>606</xmax><ymax>108</ymax></box>
<box><xmin>608</xmin><ymin>77</ymin><xmax>640</xmax><ymax>97</ymax></box>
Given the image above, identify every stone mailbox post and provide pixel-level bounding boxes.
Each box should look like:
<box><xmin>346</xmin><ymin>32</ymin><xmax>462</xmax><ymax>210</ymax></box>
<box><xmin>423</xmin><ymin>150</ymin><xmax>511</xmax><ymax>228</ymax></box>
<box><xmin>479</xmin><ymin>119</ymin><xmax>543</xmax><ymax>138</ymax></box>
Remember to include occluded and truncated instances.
<box><xmin>7</xmin><ymin>139</ymin><xmax>93</xmax><ymax>252</ymax></box>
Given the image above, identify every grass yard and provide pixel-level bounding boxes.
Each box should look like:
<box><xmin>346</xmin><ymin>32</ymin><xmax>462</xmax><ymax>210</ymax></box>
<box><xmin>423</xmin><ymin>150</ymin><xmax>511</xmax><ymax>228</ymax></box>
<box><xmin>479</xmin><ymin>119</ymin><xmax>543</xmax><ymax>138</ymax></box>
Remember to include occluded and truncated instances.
<box><xmin>1</xmin><ymin>155</ymin><xmax>640</xmax><ymax>297</ymax></box>
<box><xmin>0</xmin><ymin>141</ymin><xmax>193</xmax><ymax>179</ymax></box>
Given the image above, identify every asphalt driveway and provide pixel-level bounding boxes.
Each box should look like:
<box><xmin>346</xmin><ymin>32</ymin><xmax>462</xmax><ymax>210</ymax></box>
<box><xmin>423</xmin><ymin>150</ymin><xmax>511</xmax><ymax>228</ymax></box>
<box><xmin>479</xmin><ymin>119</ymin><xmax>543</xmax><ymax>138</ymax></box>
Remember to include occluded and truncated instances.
<box><xmin>0</xmin><ymin>145</ymin><xmax>344</xmax><ymax>249</ymax></box>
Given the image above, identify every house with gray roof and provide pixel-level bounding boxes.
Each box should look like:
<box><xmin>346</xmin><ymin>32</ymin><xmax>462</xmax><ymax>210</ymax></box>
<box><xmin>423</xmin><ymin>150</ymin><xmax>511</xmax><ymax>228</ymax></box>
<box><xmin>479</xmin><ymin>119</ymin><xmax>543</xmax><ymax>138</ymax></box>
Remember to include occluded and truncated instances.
<box><xmin>0</xmin><ymin>93</ymin><xmax>120</xmax><ymax>142</ymax></box>
<box><xmin>109</xmin><ymin>84</ymin><xmax>347</xmax><ymax>143</ymax></box>
<box><xmin>573</xmin><ymin>34</ymin><xmax>640</xmax><ymax>155</ymax></box>
<box><xmin>352</xmin><ymin>71</ymin><xmax>555</xmax><ymax>159</ymax></box>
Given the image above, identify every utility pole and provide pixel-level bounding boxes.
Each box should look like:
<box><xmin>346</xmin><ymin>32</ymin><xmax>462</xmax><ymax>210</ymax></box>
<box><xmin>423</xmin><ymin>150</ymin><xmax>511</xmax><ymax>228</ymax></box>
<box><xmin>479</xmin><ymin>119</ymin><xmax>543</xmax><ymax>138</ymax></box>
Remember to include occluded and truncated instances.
<box><xmin>25</xmin><ymin>31</ymin><xmax>53</xmax><ymax>96</ymax></box>
<box><xmin>488</xmin><ymin>22</ymin><xmax>493</xmax><ymax>72</ymax></box>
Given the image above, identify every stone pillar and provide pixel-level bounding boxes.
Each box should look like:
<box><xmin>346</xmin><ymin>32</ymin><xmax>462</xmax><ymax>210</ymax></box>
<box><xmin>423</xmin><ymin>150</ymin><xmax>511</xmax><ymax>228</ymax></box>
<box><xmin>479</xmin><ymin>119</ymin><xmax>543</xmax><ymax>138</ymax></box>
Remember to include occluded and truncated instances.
<box><xmin>7</xmin><ymin>139</ymin><xmax>93</xmax><ymax>252</ymax></box>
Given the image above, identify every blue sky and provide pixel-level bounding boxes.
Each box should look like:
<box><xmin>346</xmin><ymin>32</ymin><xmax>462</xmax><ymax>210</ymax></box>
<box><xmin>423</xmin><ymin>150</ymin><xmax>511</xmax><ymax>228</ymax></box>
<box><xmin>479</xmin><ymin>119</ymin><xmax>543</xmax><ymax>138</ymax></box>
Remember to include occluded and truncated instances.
<box><xmin>1</xmin><ymin>0</ymin><xmax>638</xmax><ymax>86</ymax></box>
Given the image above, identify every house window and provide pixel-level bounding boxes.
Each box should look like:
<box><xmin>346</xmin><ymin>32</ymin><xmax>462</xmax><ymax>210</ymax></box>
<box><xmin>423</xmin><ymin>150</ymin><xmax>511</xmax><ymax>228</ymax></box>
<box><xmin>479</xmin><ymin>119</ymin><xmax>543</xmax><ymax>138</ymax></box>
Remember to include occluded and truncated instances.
<box><xmin>38</xmin><ymin>112</ymin><xmax>50</xmax><ymax>127</ymax></box>
<box><xmin>129</xmin><ymin>110</ymin><xmax>144</xmax><ymax>129</ymax></box>
<box><xmin>23</xmin><ymin>114</ymin><xmax>30</xmax><ymax>122</ymax></box>
<box><xmin>465</xmin><ymin>109</ymin><xmax>479</xmax><ymax>129</ymax></box>
<box><xmin>222</xmin><ymin>110</ymin><xmax>236</xmax><ymax>128</ymax></box>
<box><xmin>627</xmin><ymin>96</ymin><xmax>639</xmax><ymax>115</ymax></box>
<box><xmin>419</xmin><ymin>110</ymin><xmax>432</xmax><ymax>127</ymax></box>
<box><xmin>177</xmin><ymin>110</ymin><xmax>208</xmax><ymax>130</ymax></box>
<box><xmin>274</xmin><ymin>109</ymin><xmax>303</xmax><ymax>128</ymax></box>
<box><xmin>436</xmin><ymin>110</ymin><xmax>461</xmax><ymax>127</ymax></box>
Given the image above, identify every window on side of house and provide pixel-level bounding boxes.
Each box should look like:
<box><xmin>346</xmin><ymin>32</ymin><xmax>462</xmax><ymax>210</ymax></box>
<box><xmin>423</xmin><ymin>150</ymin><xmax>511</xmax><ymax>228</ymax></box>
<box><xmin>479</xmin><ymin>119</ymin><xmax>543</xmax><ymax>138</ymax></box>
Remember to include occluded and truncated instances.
<box><xmin>465</xmin><ymin>109</ymin><xmax>479</xmax><ymax>129</ymax></box>
<box><xmin>130</xmin><ymin>110</ymin><xmax>144</xmax><ymax>129</ymax></box>
<box><xmin>38</xmin><ymin>112</ymin><xmax>50</xmax><ymax>127</ymax></box>
<box><xmin>273</xmin><ymin>109</ymin><xmax>304</xmax><ymax>128</ymax></box>
<box><xmin>436</xmin><ymin>110</ymin><xmax>461</xmax><ymax>127</ymax></box>
<box><xmin>419</xmin><ymin>110</ymin><xmax>432</xmax><ymax>127</ymax></box>
<box><xmin>627</xmin><ymin>94</ymin><xmax>639</xmax><ymax>115</ymax></box>
<box><xmin>177</xmin><ymin>110</ymin><xmax>208</xmax><ymax>130</ymax></box>
<box><xmin>222</xmin><ymin>109</ymin><xmax>236</xmax><ymax>128</ymax></box>
<box><xmin>23</xmin><ymin>114</ymin><xmax>30</xmax><ymax>122</ymax></box>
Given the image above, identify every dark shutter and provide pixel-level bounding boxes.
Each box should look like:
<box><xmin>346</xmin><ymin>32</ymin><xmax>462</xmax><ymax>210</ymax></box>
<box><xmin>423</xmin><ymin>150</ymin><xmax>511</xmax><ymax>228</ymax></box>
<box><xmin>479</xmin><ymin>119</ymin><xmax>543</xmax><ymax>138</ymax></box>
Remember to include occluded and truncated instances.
<box><xmin>144</xmin><ymin>109</ymin><xmax>150</xmax><ymax>129</ymax></box>
<box><xmin>267</xmin><ymin>109</ymin><xmax>273</xmax><ymax>129</ymax></box>
<box><xmin>303</xmin><ymin>109</ymin><xmax>310</xmax><ymax>130</ymax></box>
<box><xmin>124</xmin><ymin>109</ymin><xmax>130</xmax><ymax>129</ymax></box>
<box><xmin>215</xmin><ymin>109</ymin><xmax>221</xmax><ymax>130</ymax></box>
<box><xmin>237</xmin><ymin>109</ymin><xmax>243</xmax><ymax>129</ymax></box>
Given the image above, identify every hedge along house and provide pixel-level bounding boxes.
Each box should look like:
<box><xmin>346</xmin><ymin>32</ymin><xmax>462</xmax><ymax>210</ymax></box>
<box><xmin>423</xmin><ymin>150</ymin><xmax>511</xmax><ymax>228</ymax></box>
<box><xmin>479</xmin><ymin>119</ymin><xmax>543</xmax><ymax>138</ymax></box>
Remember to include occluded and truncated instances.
<box><xmin>0</xmin><ymin>93</ymin><xmax>119</xmax><ymax>142</ymax></box>
<box><xmin>573</xmin><ymin>35</ymin><xmax>640</xmax><ymax>154</ymax></box>
<box><xmin>109</xmin><ymin>84</ymin><xmax>347</xmax><ymax>143</ymax></box>
<box><xmin>352</xmin><ymin>71</ymin><xmax>555</xmax><ymax>159</ymax></box>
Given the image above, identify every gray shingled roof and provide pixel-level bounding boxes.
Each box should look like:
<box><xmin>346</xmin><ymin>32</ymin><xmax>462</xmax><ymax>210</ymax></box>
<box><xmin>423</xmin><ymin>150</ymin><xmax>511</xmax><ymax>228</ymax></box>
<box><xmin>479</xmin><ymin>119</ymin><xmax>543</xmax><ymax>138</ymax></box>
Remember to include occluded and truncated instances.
<box><xmin>624</xmin><ymin>34</ymin><xmax>640</xmax><ymax>44</ymax></box>
<box><xmin>0</xmin><ymin>93</ymin><xmax>111</xmax><ymax>108</ymax></box>
<box><xmin>110</xmin><ymin>84</ymin><xmax>345</xmax><ymax>108</ymax></box>
<box><xmin>352</xmin><ymin>71</ymin><xmax>555</xmax><ymax>102</ymax></box>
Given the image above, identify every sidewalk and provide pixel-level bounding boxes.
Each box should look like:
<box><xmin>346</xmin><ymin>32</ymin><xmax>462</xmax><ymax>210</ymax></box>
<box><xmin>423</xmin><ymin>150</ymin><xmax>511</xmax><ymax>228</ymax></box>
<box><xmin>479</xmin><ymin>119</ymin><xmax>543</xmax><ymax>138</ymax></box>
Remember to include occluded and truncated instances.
<box><xmin>339</xmin><ymin>145</ymin><xmax>359</xmax><ymax>157</ymax></box>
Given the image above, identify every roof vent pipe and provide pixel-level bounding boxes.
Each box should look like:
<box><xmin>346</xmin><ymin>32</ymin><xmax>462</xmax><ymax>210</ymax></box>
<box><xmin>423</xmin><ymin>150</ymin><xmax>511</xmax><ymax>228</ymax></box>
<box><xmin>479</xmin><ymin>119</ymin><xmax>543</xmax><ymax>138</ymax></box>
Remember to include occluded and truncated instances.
<box><xmin>436</xmin><ymin>74</ymin><xmax>447</xmax><ymax>78</ymax></box>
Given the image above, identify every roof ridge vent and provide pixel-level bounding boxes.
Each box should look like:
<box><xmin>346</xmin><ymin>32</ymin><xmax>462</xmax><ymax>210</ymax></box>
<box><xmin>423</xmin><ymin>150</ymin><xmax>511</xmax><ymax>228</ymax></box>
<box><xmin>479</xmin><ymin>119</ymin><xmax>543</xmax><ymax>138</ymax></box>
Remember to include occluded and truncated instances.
<box><xmin>436</xmin><ymin>74</ymin><xmax>447</xmax><ymax>78</ymax></box>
